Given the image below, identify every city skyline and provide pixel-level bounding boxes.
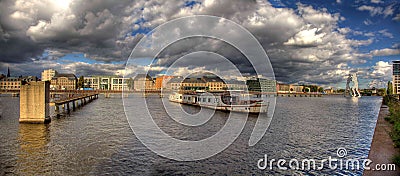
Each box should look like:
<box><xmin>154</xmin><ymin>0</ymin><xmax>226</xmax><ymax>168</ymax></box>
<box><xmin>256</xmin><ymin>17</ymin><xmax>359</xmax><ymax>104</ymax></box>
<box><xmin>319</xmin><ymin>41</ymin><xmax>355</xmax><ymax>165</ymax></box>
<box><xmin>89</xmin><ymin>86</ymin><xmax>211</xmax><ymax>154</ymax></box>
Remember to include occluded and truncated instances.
<box><xmin>0</xmin><ymin>0</ymin><xmax>399</xmax><ymax>89</ymax></box>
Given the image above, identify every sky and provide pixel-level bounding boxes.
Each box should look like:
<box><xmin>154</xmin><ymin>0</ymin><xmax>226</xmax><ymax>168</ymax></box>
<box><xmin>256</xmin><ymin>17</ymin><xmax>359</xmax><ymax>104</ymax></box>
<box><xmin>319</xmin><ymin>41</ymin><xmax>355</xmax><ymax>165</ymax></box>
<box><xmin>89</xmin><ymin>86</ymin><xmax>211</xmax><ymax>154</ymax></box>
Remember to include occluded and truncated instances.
<box><xmin>0</xmin><ymin>0</ymin><xmax>399</xmax><ymax>89</ymax></box>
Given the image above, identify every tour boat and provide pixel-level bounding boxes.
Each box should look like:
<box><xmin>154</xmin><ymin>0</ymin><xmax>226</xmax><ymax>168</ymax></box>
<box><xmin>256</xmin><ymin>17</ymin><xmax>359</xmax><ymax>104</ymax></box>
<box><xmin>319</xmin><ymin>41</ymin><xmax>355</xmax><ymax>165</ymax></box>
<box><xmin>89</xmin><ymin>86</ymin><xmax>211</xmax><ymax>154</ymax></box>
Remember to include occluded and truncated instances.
<box><xmin>169</xmin><ymin>91</ymin><xmax>268</xmax><ymax>114</ymax></box>
<box><xmin>169</xmin><ymin>92</ymin><xmax>183</xmax><ymax>103</ymax></box>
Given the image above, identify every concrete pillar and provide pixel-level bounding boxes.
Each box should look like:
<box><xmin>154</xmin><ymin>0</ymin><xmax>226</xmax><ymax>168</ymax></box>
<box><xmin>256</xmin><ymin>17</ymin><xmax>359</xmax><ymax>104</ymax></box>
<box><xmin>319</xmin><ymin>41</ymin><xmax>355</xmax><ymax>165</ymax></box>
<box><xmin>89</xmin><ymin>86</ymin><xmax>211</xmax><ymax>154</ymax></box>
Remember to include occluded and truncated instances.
<box><xmin>19</xmin><ymin>81</ymin><xmax>50</xmax><ymax>123</ymax></box>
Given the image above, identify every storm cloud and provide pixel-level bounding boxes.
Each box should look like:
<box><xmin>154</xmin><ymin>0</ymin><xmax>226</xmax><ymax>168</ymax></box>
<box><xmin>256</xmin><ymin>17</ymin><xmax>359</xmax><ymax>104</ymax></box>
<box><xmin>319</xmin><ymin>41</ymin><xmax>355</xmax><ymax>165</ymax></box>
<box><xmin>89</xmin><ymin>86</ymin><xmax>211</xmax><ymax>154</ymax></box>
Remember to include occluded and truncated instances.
<box><xmin>0</xmin><ymin>0</ymin><xmax>398</xmax><ymax>88</ymax></box>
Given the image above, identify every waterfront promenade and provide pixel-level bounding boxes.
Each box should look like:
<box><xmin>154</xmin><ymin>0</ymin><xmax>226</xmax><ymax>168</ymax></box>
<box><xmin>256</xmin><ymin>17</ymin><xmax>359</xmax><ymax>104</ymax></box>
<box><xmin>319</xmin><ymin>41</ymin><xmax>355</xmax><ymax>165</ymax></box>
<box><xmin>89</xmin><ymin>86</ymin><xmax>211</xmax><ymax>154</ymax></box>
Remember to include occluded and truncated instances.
<box><xmin>364</xmin><ymin>104</ymin><xmax>400</xmax><ymax>176</ymax></box>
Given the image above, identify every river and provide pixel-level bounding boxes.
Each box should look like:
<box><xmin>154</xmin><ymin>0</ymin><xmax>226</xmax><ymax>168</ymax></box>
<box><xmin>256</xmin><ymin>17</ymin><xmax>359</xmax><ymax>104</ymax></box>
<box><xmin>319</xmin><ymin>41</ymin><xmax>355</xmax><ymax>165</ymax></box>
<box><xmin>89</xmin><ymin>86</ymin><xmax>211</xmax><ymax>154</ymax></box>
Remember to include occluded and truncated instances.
<box><xmin>0</xmin><ymin>95</ymin><xmax>381</xmax><ymax>175</ymax></box>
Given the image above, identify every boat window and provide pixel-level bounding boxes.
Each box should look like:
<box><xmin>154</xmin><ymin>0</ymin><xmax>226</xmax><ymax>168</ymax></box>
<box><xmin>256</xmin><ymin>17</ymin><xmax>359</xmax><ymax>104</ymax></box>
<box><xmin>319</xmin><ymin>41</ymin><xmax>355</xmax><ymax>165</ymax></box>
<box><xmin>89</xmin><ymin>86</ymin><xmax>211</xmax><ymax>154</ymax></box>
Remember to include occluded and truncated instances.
<box><xmin>208</xmin><ymin>98</ymin><xmax>211</xmax><ymax>102</ymax></box>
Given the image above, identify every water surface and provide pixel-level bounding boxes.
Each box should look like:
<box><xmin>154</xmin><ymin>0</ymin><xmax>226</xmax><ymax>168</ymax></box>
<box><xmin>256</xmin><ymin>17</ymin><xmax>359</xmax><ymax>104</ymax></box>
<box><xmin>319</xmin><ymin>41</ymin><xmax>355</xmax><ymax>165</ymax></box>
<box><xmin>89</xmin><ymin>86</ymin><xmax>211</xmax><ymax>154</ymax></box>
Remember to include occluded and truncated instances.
<box><xmin>0</xmin><ymin>95</ymin><xmax>381</xmax><ymax>175</ymax></box>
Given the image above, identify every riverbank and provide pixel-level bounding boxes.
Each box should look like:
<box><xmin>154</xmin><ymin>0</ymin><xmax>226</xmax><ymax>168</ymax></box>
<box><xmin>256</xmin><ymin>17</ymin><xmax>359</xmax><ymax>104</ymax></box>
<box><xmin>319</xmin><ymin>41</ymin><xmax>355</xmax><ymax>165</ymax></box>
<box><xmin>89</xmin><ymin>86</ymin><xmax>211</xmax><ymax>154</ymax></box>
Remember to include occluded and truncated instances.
<box><xmin>364</xmin><ymin>103</ymin><xmax>400</xmax><ymax>176</ymax></box>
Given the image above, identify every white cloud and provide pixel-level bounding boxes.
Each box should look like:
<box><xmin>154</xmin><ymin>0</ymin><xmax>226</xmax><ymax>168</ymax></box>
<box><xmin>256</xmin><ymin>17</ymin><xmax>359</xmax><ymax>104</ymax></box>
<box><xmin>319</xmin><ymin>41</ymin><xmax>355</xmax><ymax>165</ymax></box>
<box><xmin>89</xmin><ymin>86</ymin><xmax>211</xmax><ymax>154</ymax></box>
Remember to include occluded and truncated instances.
<box><xmin>364</xmin><ymin>32</ymin><xmax>375</xmax><ymax>37</ymax></box>
<box><xmin>379</xmin><ymin>29</ymin><xmax>394</xmax><ymax>38</ymax></box>
<box><xmin>383</xmin><ymin>4</ymin><xmax>395</xmax><ymax>17</ymax></box>
<box><xmin>363</xmin><ymin>19</ymin><xmax>373</xmax><ymax>25</ymax></box>
<box><xmin>338</xmin><ymin>27</ymin><xmax>351</xmax><ymax>34</ymax></box>
<box><xmin>370</xmin><ymin>48</ymin><xmax>400</xmax><ymax>56</ymax></box>
<box><xmin>284</xmin><ymin>27</ymin><xmax>326</xmax><ymax>46</ymax></box>
<box><xmin>357</xmin><ymin>5</ymin><xmax>383</xmax><ymax>16</ymax></box>
<box><xmin>357</xmin><ymin>4</ymin><xmax>396</xmax><ymax>18</ymax></box>
<box><xmin>368</xmin><ymin>61</ymin><xmax>392</xmax><ymax>88</ymax></box>
<box><xmin>371</xmin><ymin>0</ymin><xmax>382</xmax><ymax>3</ymax></box>
<box><xmin>371</xmin><ymin>61</ymin><xmax>391</xmax><ymax>76</ymax></box>
<box><xmin>393</xmin><ymin>14</ymin><xmax>400</xmax><ymax>21</ymax></box>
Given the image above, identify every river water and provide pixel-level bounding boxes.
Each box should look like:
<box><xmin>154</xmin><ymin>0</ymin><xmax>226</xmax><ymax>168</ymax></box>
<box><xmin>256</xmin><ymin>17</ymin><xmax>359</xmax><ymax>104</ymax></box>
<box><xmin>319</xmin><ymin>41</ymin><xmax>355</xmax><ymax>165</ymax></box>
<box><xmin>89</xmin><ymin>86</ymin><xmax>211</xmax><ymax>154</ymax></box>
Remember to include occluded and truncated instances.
<box><xmin>0</xmin><ymin>95</ymin><xmax>381</xmax><ymax>175</ymax></box>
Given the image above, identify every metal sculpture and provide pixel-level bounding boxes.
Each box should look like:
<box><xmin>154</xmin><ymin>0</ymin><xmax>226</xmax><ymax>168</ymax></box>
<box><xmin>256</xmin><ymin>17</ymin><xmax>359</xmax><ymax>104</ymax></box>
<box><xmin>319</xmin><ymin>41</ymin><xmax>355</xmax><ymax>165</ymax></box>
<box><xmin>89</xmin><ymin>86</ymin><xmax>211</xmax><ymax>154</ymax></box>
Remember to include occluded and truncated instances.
<box><xmin>345</xmin><ymin>73</ymin><xmax>361</xmax><ymax>97</ymax></box>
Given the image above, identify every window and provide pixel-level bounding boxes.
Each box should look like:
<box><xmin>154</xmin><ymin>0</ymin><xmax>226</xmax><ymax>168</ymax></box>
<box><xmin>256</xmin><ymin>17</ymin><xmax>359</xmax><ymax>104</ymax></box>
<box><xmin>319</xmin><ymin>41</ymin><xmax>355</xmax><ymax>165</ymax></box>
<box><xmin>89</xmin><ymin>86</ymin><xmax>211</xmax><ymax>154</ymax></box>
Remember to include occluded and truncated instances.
<box><xmin>208</xmin><ymin>98</ymin><xmax>211</xmax><ymax>102</ymax></box>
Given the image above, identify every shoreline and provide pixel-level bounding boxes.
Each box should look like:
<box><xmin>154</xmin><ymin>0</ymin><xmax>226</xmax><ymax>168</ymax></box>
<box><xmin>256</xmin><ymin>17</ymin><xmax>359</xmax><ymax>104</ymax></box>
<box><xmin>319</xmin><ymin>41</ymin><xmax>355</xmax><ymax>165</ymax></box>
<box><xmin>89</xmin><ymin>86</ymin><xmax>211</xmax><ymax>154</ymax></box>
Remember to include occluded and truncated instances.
<box><xmin>363</xmin><ymin>103</ymin><xmax>400</xmax><ymax>176</ymax></box>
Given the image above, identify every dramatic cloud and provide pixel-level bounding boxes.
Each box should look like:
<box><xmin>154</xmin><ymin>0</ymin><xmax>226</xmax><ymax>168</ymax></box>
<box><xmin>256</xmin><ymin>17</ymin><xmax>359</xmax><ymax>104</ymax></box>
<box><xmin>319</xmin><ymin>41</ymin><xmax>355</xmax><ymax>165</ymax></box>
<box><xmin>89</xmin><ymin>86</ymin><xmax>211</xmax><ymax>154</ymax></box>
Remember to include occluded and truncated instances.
<box><xmin>0</xmin><ymin>0</ymin><xmax>398</xmax><ymax>88</ymax></box>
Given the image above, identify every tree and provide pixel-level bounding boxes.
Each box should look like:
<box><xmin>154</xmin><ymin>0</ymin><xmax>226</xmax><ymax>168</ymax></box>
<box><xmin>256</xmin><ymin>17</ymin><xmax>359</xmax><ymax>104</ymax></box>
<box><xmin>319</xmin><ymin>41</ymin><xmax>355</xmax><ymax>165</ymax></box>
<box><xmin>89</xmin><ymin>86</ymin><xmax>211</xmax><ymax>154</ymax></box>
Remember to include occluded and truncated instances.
<box><xmin>127</xmin><ymin>78</ymin><xmax>134</xmax><ymax>90</ymax></box>
<box><xmin>318</xmin><ymin>87</ymin><xmax>324</xmax><ymax>93</ymax></box>
<box><xmin>387</xmin><ymin>81</ymin><xmax>393</xmax><ymax>95</ymax></box>
<box><xmin>77</xmin><ymin>76</ymin><xmax>84</xmax><ymax>89</ymax></box>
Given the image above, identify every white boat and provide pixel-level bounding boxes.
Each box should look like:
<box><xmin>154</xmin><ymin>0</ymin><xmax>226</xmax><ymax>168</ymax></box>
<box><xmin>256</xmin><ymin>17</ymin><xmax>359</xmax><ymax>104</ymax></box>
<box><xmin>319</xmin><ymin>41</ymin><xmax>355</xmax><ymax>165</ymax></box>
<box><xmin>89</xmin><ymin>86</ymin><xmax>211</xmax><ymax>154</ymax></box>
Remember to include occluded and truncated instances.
<box><xmin>169</xmin><ymin>92</ymin><xmax>183</xmax><ymax>103</ymax></box>
<box><xmin>197</xmin><ymin>92</ymin><xmax>268</xmax><ymax>113</ymax></box>
<box><xmin>169</xmin><ymin>91</ymin><xmax>268</xmax><ymax>114</ymax></box>
<box><xmin>182</xmin><ymin>94</ymin><xmax>197</xmax><ymax>105</ymax></box>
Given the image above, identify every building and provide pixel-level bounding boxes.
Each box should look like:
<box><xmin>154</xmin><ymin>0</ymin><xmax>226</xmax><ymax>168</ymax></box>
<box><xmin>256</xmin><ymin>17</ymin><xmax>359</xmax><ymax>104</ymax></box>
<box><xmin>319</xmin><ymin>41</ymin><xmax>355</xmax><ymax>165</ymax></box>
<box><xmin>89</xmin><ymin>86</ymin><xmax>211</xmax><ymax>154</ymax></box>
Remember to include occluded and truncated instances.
<box><xmin>247</xmin><ymin>78</ymin><xmax>277</xmax><ymax>92</ymax></box>
<box><xmin>84</xmin><ymin>77</ymin><xmax>100</xmax><ymax>90</ymax></box>
<box><xmin>50</xmin><ymin>73</ymin><xmax>77</xmax><ymax>90</ymax></box>
<box><xmin>166</xmin><ymin>76</ymin><xmax>183</xmax><ymax>91</ymax></box>
<box><xmin>41</xmin><ymin>69</ymin><xmax>58</xmax><ymax>81</ymax></box>
<box><xmin>393</xmin><ymin>60</ymin><xmax>400</xmax><ymax>94</ymax></box>
<box><xmin>202</xmin><ymin>76</ymin><xmax>225</xmax><ymax>91</ymax></box>
<box><xmin>155</xmin><ymin>75</ymin><xmax>174</xmax><ymax>90</ymax></box>
<box><xmin>225</xmin><ymin>80</ymin><xmax>248</xmax><ymax>90</ymax></box>
<box><xmin>133</xmin><ymin>74</ymin><xmax>154</xmax><ymax>91</ymax></box>
<box><xmin>0</xmin><ymin>76</ymin><xmax>39</xmax><ymax>91</ymax></box>
<box><xmin>181</xmin><ymin>77</ymin><xmax>207</xmax><ymax>91</ymax></box>
<box><xmin>111</xmin><ymin>77</ymin><xmax>130</xmax><ymax>91</ymax></box>
<box><xmin>276</xmin><ymin>83</ymin><xmax>290</xmax><ymax>93</ymax></box>
<box><xmin>0</xmin><ymin>77</ymin><xmax>21</xmax><ymax>91</ymax></box>
<box><xmin>289</xmin><ymin>85</ymin><xmax>304</xmax><ymax>93</ymax></box>
<box><xmin>325</xmin><ymin>88</ymin><xmax>334</xmax><ymax>94</ymax></box>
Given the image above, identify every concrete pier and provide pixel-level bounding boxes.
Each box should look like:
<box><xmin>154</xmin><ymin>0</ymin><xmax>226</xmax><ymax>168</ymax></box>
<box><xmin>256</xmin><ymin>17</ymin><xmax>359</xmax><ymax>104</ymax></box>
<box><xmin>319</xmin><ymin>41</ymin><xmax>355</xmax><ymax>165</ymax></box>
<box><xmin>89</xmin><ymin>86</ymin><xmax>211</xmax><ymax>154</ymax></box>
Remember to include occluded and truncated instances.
<box><xmin>19</xmin><ymin>81</ymin><xmax>51</xmax><ymax>123</ymax></box>
<box><xmin>51</xmin><ymin>93</ymin><xmax>98</xmax><ymax>117</ymax></box>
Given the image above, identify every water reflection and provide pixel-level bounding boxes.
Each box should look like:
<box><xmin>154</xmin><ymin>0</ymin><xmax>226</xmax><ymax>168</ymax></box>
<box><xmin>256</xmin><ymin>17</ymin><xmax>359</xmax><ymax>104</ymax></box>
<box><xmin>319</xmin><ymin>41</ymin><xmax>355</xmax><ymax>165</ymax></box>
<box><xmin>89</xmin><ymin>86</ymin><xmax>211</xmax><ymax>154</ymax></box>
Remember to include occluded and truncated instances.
<box><xmin>17</xmin><ymin>124</ymin><xmax>51</xmax><ymax>175</ymax></box>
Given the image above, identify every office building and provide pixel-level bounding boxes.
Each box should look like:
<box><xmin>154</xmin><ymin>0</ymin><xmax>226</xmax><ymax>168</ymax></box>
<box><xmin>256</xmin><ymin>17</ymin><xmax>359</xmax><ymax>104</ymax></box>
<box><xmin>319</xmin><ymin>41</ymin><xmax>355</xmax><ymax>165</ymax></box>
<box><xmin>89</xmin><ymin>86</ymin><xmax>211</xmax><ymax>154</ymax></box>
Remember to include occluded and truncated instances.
<box><xmin>41</xmin><ymin>69</ymin><xmax>58</xmax><ymax>81</ymax></box>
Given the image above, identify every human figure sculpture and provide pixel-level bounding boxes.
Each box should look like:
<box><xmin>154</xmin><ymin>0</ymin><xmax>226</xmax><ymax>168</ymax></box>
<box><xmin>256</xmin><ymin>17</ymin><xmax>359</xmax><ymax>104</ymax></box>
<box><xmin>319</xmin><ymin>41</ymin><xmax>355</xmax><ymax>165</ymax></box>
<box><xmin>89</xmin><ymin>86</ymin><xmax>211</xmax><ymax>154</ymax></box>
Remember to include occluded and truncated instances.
<box><xmin>345</xmin><ymin>73</ymin><xmax>361</xmax><ymax>97</ymax></box>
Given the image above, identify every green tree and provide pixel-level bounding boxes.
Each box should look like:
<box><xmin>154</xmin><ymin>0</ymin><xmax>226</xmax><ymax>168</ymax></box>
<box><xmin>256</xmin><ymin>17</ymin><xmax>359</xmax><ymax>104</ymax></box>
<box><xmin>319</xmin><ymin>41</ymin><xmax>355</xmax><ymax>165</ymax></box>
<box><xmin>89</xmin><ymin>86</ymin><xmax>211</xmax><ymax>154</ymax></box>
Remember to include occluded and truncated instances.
<box><xmin>318</xmin><ymin>87</ymin><xmax>324</xmax><ymax>93</ymax></box>
<box><xmin>127</xmin><ymin>78</ymin><xmax>134</xmax><ymax>90</ymax></box>
<box><xmin>77</xmin><ymin>76</ymin><xmax>84</xmax><ymax>89</ymax></box>
<box><xmin>388</xmin><ymin>81</ymin><xmax>393</xmax><ymax>95</ymax></box>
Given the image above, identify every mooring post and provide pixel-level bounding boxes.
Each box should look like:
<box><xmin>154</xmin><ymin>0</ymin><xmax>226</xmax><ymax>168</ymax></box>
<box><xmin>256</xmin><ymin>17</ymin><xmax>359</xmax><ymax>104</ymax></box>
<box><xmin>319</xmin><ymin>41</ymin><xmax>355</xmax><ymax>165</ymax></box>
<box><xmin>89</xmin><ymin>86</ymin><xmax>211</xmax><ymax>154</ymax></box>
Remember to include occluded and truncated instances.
<box><xmin>55</xmin><ymin>105</ymin><xmax>60</xmax><ymax>117</ymax></box>
<box><xmin>66</xmin><ymin>102</ymin><xmax>70</xmax><ymax>114</ymax></box>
